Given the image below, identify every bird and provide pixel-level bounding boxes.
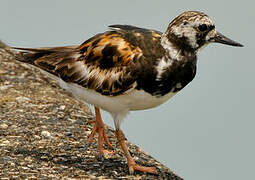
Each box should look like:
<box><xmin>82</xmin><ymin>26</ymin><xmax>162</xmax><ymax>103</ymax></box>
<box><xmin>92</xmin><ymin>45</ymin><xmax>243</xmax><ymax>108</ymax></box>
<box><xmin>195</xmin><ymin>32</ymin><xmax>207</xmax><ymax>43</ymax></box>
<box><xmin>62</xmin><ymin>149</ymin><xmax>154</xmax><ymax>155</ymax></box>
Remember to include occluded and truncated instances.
<box><xmin>12</xmin><ymin>11</ymin><xmax>243</xmax><ymax>174</ymax></box>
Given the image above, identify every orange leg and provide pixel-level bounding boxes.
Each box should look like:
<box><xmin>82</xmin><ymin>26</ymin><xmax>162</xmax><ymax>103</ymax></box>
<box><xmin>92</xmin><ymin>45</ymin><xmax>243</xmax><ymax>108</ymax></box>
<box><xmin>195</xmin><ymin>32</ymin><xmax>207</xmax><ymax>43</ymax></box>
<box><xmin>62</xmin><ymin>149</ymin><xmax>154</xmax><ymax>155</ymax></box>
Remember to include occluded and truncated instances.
<box><xmin>115</xmin><ymin>129</ymin><xmax>157</xmax><ymax>174</ymax></box>
<box><xmin>88</xmin><ymin>106</ymin><xmax>113</xmax><ymax>155</ymax></box>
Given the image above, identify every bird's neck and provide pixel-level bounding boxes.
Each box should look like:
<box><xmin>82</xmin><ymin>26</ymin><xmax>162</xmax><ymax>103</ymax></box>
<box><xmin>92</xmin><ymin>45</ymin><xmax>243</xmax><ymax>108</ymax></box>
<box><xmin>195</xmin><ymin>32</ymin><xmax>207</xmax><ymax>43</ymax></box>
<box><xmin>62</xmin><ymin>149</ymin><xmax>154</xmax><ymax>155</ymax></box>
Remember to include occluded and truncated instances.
<box><xmin>160</xmin><ymin>33</ymin><xmax>197</xmax><ymax>62</ymax></box>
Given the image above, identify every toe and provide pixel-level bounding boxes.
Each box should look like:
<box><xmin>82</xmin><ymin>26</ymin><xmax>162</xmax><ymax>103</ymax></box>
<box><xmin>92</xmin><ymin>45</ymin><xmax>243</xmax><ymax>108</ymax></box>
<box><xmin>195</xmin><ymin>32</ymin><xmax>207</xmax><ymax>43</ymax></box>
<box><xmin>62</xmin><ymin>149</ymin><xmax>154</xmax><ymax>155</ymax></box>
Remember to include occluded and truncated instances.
<box><xmin>129</xmin><ymin>163</ymin><xmax>157</xmax><ymax>174</ymax></box>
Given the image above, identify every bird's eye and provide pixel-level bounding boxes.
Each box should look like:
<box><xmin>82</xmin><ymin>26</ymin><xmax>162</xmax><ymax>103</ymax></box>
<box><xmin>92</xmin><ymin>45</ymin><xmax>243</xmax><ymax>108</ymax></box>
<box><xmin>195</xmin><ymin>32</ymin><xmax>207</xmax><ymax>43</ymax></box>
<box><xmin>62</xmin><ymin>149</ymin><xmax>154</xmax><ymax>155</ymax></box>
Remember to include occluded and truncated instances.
<box><xmin>198</xmin><ymin>24</ymin><xmax>208</xmax><ymax>32</ymax></box>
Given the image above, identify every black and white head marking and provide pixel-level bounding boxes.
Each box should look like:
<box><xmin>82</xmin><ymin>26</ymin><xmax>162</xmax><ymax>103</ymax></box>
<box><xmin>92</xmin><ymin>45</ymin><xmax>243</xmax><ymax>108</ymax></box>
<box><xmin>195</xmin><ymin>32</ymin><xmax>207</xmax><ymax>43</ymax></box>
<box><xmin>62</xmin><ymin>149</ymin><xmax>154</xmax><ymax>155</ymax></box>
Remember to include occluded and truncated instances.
<box><xmin>162</xmin><ymin>11</ymin><xmax>217</xmax><ymax>54</ymax></box>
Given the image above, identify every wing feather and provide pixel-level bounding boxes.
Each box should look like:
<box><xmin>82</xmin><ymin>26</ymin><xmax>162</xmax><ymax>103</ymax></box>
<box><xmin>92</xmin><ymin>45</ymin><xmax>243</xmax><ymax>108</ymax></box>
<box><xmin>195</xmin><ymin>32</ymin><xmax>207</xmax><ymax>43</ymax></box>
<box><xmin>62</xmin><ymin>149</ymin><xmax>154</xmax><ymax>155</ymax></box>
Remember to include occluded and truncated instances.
<box><xmin>14</xmin><ymin>31</ymin><xmax>144</xmax><ymax>96</ymax></box>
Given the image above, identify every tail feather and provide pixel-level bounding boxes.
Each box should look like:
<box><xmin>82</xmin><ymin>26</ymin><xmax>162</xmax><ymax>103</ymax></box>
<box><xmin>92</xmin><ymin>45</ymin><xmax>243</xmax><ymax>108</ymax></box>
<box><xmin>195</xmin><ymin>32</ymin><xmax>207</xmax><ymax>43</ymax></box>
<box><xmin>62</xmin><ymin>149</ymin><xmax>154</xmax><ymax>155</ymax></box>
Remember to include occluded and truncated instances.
<box><xmin>13</xmin><ymin>46</ymin><xmax>78</xmax><ymax>64</ymax></box>
<box><xmin>10</xmin><ymin>46</ymin><xmax>81</xmax><ymax>79</ymax></box>
<box><xmin>13</xmin><ymin>46</ymin><xmax>77</xmax><ymax>53</ymax></box>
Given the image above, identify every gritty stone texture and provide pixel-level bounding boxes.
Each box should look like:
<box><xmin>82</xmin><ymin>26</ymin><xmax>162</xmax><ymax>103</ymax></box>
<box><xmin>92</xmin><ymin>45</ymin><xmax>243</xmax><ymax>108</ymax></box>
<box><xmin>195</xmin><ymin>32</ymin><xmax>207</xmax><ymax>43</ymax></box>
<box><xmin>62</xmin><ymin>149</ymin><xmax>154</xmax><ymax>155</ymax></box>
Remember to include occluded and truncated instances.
<box><xmin>0</xmin><ymin>41</ymin><xmax>183</xmax><ymax>179</ymax></box>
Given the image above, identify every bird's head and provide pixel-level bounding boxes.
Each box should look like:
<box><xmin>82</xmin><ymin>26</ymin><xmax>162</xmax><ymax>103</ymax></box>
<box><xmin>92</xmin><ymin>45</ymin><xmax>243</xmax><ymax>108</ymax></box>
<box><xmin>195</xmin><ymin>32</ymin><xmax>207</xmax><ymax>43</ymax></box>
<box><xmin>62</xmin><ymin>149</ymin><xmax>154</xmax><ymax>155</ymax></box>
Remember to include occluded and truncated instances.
<box><xmin>163</xmin><ymin>11</ymin><xmax>243</xmax><ymax>55</ymax></box>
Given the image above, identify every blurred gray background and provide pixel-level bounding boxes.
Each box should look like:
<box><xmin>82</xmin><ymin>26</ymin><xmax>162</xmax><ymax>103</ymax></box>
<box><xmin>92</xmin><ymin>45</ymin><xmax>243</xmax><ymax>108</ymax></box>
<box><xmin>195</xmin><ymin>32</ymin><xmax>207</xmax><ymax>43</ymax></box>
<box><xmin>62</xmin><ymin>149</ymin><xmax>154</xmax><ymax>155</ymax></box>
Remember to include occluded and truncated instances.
<box><xmin>1</xmin><ymin>0</ymin><xmax>254</xmax><ymax>179</ymax></box>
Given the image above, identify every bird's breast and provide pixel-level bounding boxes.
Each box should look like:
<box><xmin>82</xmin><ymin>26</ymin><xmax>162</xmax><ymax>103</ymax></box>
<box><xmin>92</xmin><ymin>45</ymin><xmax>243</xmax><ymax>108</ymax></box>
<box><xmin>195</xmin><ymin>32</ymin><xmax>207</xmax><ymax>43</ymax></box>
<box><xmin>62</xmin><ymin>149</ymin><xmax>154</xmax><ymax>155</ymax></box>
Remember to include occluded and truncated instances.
<box><xmin>119</xmin><ymin>89</ymin><xmax>177</xmax><ymax>110</ymax></box>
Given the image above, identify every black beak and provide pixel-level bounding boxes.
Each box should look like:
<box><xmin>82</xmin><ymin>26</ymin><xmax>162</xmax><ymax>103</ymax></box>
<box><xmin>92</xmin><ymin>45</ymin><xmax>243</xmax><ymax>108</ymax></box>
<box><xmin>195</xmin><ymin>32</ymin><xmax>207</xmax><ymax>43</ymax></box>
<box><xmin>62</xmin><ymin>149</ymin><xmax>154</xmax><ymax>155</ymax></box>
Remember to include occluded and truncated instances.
<box><xmin>213</xmin><ymin>32</ymin><xmax>243</xmax><ymax>47</ymax></box>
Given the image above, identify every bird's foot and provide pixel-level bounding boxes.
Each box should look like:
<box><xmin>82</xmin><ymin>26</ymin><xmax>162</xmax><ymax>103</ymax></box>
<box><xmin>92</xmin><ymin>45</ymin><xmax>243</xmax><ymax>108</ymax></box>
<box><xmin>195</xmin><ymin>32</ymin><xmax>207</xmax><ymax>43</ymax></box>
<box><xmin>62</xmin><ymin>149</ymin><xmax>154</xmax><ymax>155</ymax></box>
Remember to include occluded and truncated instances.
<box><xmin>127</xmin><ymin>160</ymin><xmax>157</xmax><ymax>175</ymax></box>
<box><xmin>115</xmin><ymin>129</ymin><xmax>157</xmax><ymax>174</ymax></box>
<box><xmin>88</xmin><ymin>107</ymin><xmax>113</xmax><ymax>155</ymax></box>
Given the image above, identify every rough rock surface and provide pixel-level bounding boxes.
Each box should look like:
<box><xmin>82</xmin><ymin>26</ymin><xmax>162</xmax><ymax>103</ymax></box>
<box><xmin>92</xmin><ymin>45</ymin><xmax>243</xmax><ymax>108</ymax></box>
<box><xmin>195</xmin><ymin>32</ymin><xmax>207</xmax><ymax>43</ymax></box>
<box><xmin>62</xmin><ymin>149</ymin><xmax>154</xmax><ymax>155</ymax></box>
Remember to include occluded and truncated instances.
<box><xmin>0</xmin><ymin>42</ymin><xmax>183</xmax><ymax>179</ymax></box>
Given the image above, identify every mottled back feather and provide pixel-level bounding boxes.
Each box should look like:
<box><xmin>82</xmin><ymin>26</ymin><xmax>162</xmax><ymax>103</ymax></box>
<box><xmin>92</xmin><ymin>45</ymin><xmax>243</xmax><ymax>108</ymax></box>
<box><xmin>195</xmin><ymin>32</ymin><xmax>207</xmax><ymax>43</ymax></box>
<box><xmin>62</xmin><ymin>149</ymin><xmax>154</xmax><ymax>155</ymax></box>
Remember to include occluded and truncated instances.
<box><xmin>14</xmin><ymin>25</ymin><xmax>165</xmax><ymax>96</ymax></box>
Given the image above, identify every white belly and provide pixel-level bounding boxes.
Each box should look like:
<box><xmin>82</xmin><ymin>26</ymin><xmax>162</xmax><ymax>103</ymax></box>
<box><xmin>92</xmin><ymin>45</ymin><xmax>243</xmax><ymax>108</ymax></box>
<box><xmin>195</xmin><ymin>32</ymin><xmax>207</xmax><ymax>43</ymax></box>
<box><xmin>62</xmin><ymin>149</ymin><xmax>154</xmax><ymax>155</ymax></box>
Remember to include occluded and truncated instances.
<box><xmin>62</xmin><ymin>81</ymin><xmax>176</xmax><ymax>113</ymax></box>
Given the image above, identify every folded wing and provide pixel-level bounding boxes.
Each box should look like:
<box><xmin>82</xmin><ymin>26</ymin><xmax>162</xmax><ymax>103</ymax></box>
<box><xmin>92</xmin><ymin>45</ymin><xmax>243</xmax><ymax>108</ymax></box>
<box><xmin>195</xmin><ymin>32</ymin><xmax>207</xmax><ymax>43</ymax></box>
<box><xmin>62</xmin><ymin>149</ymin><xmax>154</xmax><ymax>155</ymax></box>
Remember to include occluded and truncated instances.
<box><xmin>14</xmin><ymin>30</ymin><xmax>144</xmax><ymax>96</ymax></box>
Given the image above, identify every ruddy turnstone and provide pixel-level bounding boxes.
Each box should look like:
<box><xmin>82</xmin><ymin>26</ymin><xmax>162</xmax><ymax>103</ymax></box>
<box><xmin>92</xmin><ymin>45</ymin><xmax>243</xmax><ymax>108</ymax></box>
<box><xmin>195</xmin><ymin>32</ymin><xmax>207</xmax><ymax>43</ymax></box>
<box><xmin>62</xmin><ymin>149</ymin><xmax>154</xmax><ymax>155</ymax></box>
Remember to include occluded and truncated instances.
<box><xmin>13</xmin><ymin>11</ymin><xmax>243</xmax><ymax>174</ymax></box>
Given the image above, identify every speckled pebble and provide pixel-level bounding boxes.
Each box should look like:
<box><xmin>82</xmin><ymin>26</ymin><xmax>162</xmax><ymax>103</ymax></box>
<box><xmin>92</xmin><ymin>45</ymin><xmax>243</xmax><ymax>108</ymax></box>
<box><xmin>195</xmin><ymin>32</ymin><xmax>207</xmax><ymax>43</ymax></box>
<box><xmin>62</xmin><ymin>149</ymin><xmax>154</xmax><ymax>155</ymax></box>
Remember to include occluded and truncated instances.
<box><xmin>0</xmin><ymin>123</ymin><xmax>8</xmax><ymax>129</ymax></box>
<box><xmin>0</xmin><ymin>140</ymin><xmax>10</xmax><ymax>146</ymax></box>
<box><xmin>59</xmin><ymin>105</ymin><xmax>66</xmax><ymax>110</ymax></box>
<box><xmin>41</xmin><ymin>131</ymin><xmax>52</xmax><ymax>138</ymax></box>
<box><xmin>0</xmin><ymin>85</ymin><xmax>13</xmax><ymax>91</ymax></box>
<box><xmin>16</xmin><ymin>96</ymin><xmax>31</xmax><ymax>103</ymax></box>
<box><xmin>34</xmin><ymin>135</ymin><xmax>41</xmax><ymax>140</ymax></box>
